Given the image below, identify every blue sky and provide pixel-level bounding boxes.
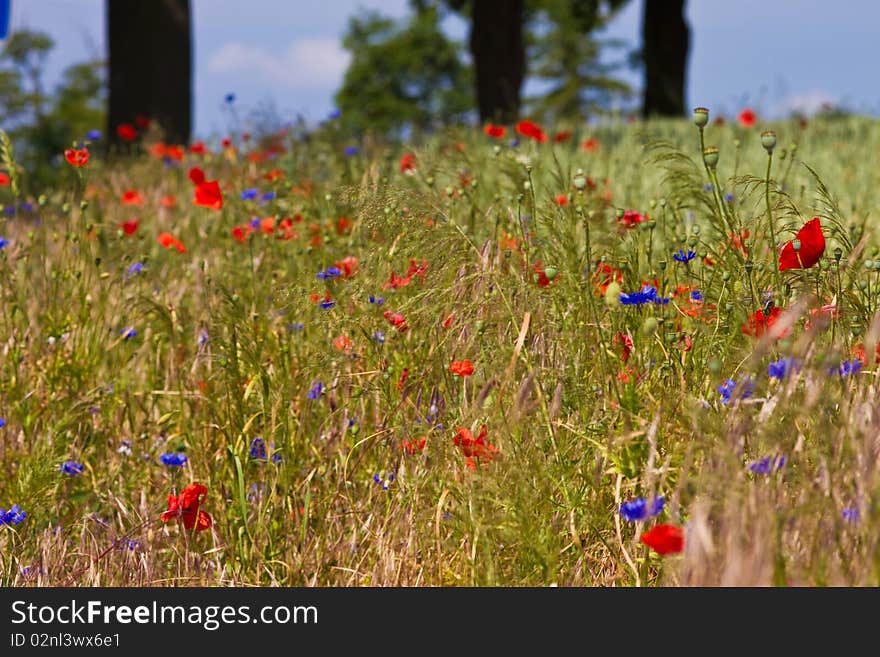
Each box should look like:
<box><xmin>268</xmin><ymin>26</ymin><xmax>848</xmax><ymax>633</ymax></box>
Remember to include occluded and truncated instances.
<box><xmin>5</xmin><ymin>0</ymin><xmax>879</xmax><ymax>138</ymax></box>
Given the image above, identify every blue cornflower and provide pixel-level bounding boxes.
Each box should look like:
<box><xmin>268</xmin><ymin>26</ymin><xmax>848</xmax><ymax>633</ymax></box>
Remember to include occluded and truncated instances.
<box><xmin>328</xmin><ymin>109</ymin><xmax>342</xmax><ymax>120</ymax></box>
<box><xmin>287</xmin><ymin>322</ymin><xmax>305</xmax><ymax>332</ymax></box>
<box><xmin>369</xmin><ymin>295</ymin><xmax>384</xmax><ymax>306</ymax></box>
<box><xmin>261</xmin><ymin>191</ymin><xmax>276</xmax><ymax>202</ymax></box>
<box><xmin>725</xmin><ymin>193</ymin><xmax>734</xmax><ymax>203</ymax></box>
<box><xmin>834</xmin><ymin>360</ymin><xmax>862</xmax><ymax>377</ymax></box>
<box><xmin>224</xmin><ymin>93</ymin><xmax>236</xmax><ymax>104</ymax></box>
<box><xmin>508</xmin><ymin>138</ymin><xmax>520</xmax><ymax>148</ymax></box>
<box><xmin>86</xmin><ymin>129</ymin><xmax>102</xmax><ymax>141</ymax></box>
<box><xmin>319</xmin><ymin>299</ymin><xmax>335</xmax><ymax>310</ymax></box>
<box><xmin>249</xmin><ymin>437</ymin><xmax>268</xmax><ymax>460</ymax></box>
<box><xmin>768</xmin><ymin>357</ymin><xmax>799</xmax><ymax>380</ymax></box>
<box><xmin>620</xmin><ymin>285</ymin><xmax>669</xmax><ymax>306</ymax></box>
<box><xmin>344</xmin><ymin>146</ymin><xmax>359</xmax><ymax>156</ymax></box>
<box><xmin>271</xmin><ymin>452</ymin><xmax>282</xmax><ymax>464</ymax></box>
<box><xmin>0</xmin><ymin>505</ymin><xmax>26</xmax><ymax>526</ymax></box>
<box><xmin>249</xmin><ymin>217</ymin><xmax>261</xmax><ymax>229</ymax></box>
<box><xmin>198</xmin><ymin>329</ymin><xmax>208</xmax><ymax>346</ymax></box>
<box><xmin>703</xmin><ymin>184</ymin><xmax>713</xmax><ymax>192</ymax></box>
<box><xmin>0</xmin><ymin>237</ymin><xmax>8</xmax><ymax>249</ymax></box>
<box><xmin>60</xmin><ymin>460</ymin><xmax>84</xmax><ymax>476</ymax></box>
<box><xmin>718</xmin><ymin>377</ymin><xmax>754</xmax><ymax>405</ymax></box>
<box><xmin>748</xmin><ymin>454</ymin><xmax>786</xmax><ymax>475</ymax></box>
<box><xmin>0</xmin><ymin>418</ymin><xmax>5</xmax><ymax>428</ymax></box>
<box><xmin>673</xmin><ymin>249</ymin><xmax>697</xmax><ymax>263</ymax></box>
<box><xmin>160</xmin><ymin>452</ymin><xmax>188</xmax><ymax>467</ymax></box>
<box><xmin>307</xmin><ymin>382</ymin><xmax>323</xmax><ymax>400</ymax></box>
<box><xmin>373</xmin><ymin>330</ymin><xmax>386</xmax><ymax>344</ymax></box>
<box><xmin>316</xmin><ymin>267</ymin><xmax>342</xmax><ymax>280</ymax></box>
<box><xmin>121</xmin><ymin>327</ymin><xmax>137</xmax><ymax>340</ymax></box>
<box><xmin>842</xmin><ymin>507</ymin><xmax>860</xmax><ymax>524</ymax></box>
<box><xmin>373</xmin><ymin>473</ymin><xmax>394</xmax><ymax>491</ymax></box>
<box><xmin>241</xmin><ymin>188</ymin><xmax>259</xmax><ymax>201</ymax></box>
<box><xmin>127</xmin><ymin>262</ymin><xmax>144</xmax><ymax>277</ymax></box>
<box><xmin>690</xmin><ymin>290</ymin><xmax>703</xmax><ymax>301</ymax></box>
<box><xmin>619</xmin><ymin>496</ymin><xmax>665</xmax><ymax>522</ymax></box>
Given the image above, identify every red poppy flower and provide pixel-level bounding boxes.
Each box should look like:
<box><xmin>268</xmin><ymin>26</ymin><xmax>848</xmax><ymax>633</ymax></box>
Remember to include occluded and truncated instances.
<box><xmin>449</xmin><ymin>360</ymin><xmax>474</xmax><ymax>377</ymax></box>
<box><xmin>158</xmin><ymin>232</ymin><xmax>186</xmax><ymax>253</ymax></box>
<box><xmin>741</xmin><ymin>306</ymin><xmax>789</xmax><ymax>338</ymax></box>
<box><xmin>0</xmin><ymin>172</ymin><xmax>9</xmax><ymax>186</ymax></box>
<box><xmin>134</xmin><ymin>115</ymin><xmax>151</xmax><ymax>129</ymax></box>
<box><xmin>453</xmin><ymin>425</ymin><xmax>498</xmax><ymax>468</ymax></box>
<box><xmin>553</xmin><ymin>130</ymin><xmax>572</xmax><ymax>143</ymax></box>
<box><xmin>614</xmin><ymin>333</ymin><xmax>634</xmax><ymax>362</ymax></box>
<box><xmin>737</xmin><ymin>108</ymin><xmax>757</xmax><ymax>128</ymax></box>
<box><xmin>116</xmin><ymin>123</ymin><xmax>137</xmax><ymax>142</ymax></box>
<box><xmin>265</xmin><ymin>168</ymin><xmax>284</xmax><ymax>183</ymax></box>
<box><xmin>335</xmin><ymin>256</ymin><xmax>358</xmax><ymax>278</ymax></box>
<box><xmin>189</xmin><ymin>141</ymin><xmax>207</xmax><ymax>155</ymax></box>
<box><xmin>401</xmin><ymin>437</ymin><xmax>428</xmax><ymax>454</ymax></box>
<box><xmin>442</xmin><ymin>314</ymin><xmax>455</xmax><ymax>329</ymax></box>
<box><xmin>161</xmin><ymin>483</ymin><xmax>212</xmax><ymax>532</ymax></box>
<box><xmin>397</xmin><ymin>367</ymin><xmax>409</xmax><ymax>391</ymax></box>
<box><xmin>399</xmin><ymin>152</ymin><xmax>417</xmax><ymax>174</ymax></box>
<box><xmin>64</xmin><ymin>148</ymin><xmax>90</xmax><ymax>167</ymax></box>
<box><xmin>640</xmin><ymin>524</ymin><xmax>684</xmax><ymax>555</ymax></box>
<box><xmin>232</xmin><ymin>225</ymin><xmax>252</xmax><ymax>243</ymax></box>
<box><xmin>483</xmin><ymin>124</ymin><xmax>506</xmax><ymax>138</ymax></box>
<box><xmin>336</xmin><ymin>216</ymin><xmax>352</xmax><ymax>234</ymax></box>
<box><xmin>593</xmin><ymin>262</ymin><xmax>623</xmax><ymax>296</ymax></box>
<box><xmin>119</xmin><ymin>219</ymin><xmax>139</xmax><ymax>236</ymax></box>
<box><xmin>121</xmin><ymin>190</ymin><xmax>143</xmax><ymax>206</ymax></box>
<box><xmin>556</xmin><ymin>194</ymin><xmax>568</xmax><ymax>206</ymax></box>
<box><xmin>582</xmin><ymin>137</ymin><xmax>599</xmax><ymax>152</ymax></box>
<box><xmin>149</xmin><ymin>143</ymin><xmax>167</xmax><ymax>158</ymax></box>
<box><xmin>778</xmin><ymin>218</ymin><xmax>825</xmax><ymax>271</ymax></box>
<box><xmin>383</xmin><ymin>310</ymin><xmax>409</xmax><ymax>332</ymax></box>
<box><xmin>619</xmin><ymin>210</ymin><xmax>648</xmax><ymax>228</ymax></box>
<box><xmin>189</xmin><ymin>167</ymin><xmax>223</xmax><ymax>210</ymax></box>
<box><xmin>334</xmin><ymin>335</ymin><xmax>352</xmax><ymax>354</ymax></box>
<box><xmin>221</xmin><ymin>138</ymin><xmax>232</xmax><ymax>150</ymax></box>
<box><xmin>516</xmin><ymin>120</ymin><xmax>547</xmax><ymax>143</ymax></box>
<box><xmin>160</xmin><ymin>195</ymin><xmax>177</xmax><ymax>208</ymax></box>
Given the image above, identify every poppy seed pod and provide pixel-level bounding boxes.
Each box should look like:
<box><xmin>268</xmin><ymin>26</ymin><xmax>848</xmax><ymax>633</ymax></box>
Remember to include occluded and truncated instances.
<box><xmin>693</xmin><ymin>107</ymin><xmax>709</xmax><ymax>128</ymax></box>
<box><xmin>761</xmin><ymin>131</ymin><xmax>777</xmax><ymax>153</ymax></box>
<box><xmin>792</xmin><ymin>239</ymin><xmax>801</xmax><ymax>252</ymax></box>
<box><xmin>573</xmin><ymin>169</ymin><xmax>587</xmax><ymax>190</ymax></box>
<box><xmin>703</xmin><ymin>147</ymin><xmax>719</xmax><ymax>169</ymax></box>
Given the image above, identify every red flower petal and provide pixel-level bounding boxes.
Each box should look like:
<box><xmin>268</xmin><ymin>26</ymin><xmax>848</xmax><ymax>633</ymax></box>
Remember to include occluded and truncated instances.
<box><xmin>778</xmin><ymin>218</ymin><xmax>825</xmax><ymax>271</ymax></box>
<box><xmin>640</xmin><ymin>524</ymin><xmax>684</xmax><ymax>555</ymax></box>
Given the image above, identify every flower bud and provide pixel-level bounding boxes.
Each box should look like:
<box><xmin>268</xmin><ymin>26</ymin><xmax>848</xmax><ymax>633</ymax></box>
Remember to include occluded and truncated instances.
<box><xmin>693</xmin><ymin>107</ymin><xmax>709</xmax><ymax>128</ymax></box>
<box><xmin>703</xmin><ymin>147</ymin><xmax>719</xmax><ymax>169</ymax></box>
<box><xmin>761</xmin><ymin>130</ymin><xmax>777</xmax><ymax>153</ymax></box>
<box><xmin>573</xmin><ymin>169</ymin><xmax>587</xmax><ymax>190</ymax></box>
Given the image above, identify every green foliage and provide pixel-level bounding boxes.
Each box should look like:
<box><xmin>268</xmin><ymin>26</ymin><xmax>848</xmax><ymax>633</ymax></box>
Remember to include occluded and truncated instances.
<box><xmin>527</xmin><ymin>0</ymin><xmax>633</xmax><ymax>121</ymax></box>
<box><xmin>335</xmin><ymin>4</ymin><xmax>473</xmax><ymax>137</ymax></box>
<box><xmin>0</xmin><ymin>30</ymin><xmax>105</xmax><ymax>191</ymax></box>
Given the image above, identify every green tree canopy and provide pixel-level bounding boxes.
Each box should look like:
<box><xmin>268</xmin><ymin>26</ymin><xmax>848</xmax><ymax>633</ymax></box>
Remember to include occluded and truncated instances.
<box><xmin>334</xmin><ymin>3</ymin><xmax>473</xmax><ymax>137</ymax></box>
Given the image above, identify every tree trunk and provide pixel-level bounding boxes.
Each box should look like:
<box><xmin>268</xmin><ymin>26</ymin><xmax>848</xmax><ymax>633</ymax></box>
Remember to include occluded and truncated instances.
<box><xmin>470</xmin><ymin>0</ymin><xmax>525</xmax><ymax>124</ymax></box>
<box><xmin>107</xmin><ymin>0</ymin><xmax>192</xmax><ymax>145</ymax></box>
<box><xmin>642</xmin><ymin>0</ymin><xmax>689</xmax><ymax>118</ymax></box>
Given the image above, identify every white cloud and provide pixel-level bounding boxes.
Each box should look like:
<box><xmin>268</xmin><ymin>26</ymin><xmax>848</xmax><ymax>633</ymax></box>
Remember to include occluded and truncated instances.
<box><xmin>771</xmin><ymin>91</ymin><xmax>838</xmax><ymax>117</ymax></box>
<box><xmin>207</xmin><ymin>38</ymin><xmax>351</xmax><ymax>90</ymax></box>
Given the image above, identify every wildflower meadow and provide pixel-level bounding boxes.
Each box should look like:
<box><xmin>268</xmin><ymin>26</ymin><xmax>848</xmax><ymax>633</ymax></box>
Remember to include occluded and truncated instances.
<box><xmin>1</xmin><ymin>107</ymin><xmax>879</xmax><ymax>588</ymax></box>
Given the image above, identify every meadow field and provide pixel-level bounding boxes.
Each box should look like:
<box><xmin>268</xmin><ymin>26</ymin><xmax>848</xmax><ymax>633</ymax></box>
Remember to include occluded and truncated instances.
<box><xmin>1</xmin><ymin>111</ymin><xmax>879</xmax><ymax>587</ymax></box>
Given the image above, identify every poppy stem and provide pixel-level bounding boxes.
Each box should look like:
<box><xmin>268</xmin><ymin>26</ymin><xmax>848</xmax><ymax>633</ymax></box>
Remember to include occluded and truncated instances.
<box><xmin>765</xmin><ymin>152</ymin><xmax>780</xmax><ymax>292</ymax></box>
